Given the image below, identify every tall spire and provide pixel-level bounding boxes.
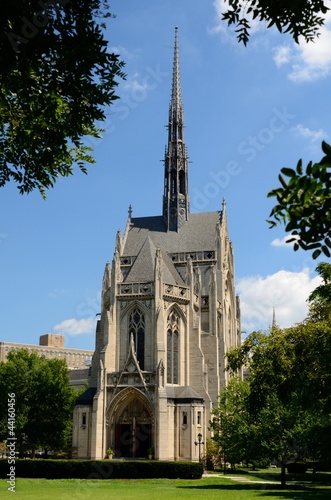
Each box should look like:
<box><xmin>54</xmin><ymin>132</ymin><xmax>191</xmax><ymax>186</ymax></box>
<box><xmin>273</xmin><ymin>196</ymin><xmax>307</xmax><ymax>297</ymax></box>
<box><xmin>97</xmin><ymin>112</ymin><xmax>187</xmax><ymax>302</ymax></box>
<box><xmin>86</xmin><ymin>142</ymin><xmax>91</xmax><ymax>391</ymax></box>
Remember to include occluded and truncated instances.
<box><xmin>162</xmin><ymin>27</ymin><xmax>190</xmax><ymax>232</ymax></box>
<box><xmin>272</xmin><ymin>307</ymin><xmax>277</xmax><ymax>329</ymax></box>
<box><xmin>171</xmin><ymin>26</ymin><xmax>182</xmax><ymax>121</ymax></box>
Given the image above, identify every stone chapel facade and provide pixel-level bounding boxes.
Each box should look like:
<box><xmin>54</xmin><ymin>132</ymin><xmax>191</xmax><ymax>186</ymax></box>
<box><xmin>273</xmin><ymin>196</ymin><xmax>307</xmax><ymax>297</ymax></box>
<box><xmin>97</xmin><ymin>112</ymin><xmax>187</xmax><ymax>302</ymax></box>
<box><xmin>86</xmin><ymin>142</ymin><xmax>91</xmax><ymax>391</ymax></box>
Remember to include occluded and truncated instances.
<box><xmin>72</xmin><ymin>28</ymin><xmax>241</xmax><ymax>461</ymax></box>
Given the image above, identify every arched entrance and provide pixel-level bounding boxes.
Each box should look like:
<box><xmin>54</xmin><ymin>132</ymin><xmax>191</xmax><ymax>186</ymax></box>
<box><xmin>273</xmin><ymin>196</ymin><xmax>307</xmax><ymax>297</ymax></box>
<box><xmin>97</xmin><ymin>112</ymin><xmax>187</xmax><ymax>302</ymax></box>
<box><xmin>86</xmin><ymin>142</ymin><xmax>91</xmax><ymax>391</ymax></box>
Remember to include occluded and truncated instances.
<box><xmin>108</xmin><ymin>388</ymin><xmax>154</xmax><ymax>459</ymax></box>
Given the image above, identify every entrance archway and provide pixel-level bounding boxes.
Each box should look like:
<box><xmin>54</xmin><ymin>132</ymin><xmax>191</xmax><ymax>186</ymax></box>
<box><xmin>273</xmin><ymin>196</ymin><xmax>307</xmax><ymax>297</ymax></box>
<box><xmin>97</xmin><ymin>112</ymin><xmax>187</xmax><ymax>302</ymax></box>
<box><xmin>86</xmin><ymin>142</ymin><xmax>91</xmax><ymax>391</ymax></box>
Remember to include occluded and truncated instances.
<box><xmin>108</xmin><ymin>388</ymin><xmax>154</xmax><ymax>458</ymax></box>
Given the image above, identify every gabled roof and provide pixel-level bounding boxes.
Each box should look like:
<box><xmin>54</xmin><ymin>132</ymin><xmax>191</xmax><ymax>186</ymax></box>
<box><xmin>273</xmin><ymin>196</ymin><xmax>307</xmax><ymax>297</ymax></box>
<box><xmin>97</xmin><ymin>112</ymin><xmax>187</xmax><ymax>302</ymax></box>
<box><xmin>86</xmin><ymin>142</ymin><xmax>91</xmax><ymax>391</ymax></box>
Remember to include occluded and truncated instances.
<box><xmin>76</xmin><ymin>387</ymin><xmax>97</xmax><ymax>406</ymax></box>
<box><xmin>123</xmin><ymin>236</ymin><xmax>185</xmax><ymax>286</ymax></box>
<box><xmin>124</xmin><ymin>236</ymin><xmax>156</xmax><ymax>283</ymax></box>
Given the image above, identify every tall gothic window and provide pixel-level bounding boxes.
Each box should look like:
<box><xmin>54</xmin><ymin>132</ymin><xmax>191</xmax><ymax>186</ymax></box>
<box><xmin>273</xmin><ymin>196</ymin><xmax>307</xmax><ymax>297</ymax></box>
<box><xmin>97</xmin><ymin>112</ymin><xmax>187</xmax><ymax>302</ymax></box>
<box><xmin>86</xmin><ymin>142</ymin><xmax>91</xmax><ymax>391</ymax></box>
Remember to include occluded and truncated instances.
<box><xmin>128</xmin><ymin>308</ymin><xmax>145</xmax><ymax>370</ymax></box>
<box><xmin>167</xmin><ymin>310</ymin><xmax>179</xmax><ymax>384</ymax></box>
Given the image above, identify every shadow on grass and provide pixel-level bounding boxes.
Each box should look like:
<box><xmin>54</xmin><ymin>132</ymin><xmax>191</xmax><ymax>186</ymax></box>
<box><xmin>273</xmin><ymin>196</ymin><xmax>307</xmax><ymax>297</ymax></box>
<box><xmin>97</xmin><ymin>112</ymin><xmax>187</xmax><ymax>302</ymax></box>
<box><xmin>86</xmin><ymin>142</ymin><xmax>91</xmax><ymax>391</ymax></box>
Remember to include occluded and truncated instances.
<box><xmin>177</xmin><ymin>482</ymin><xmax>331</xmax><ymax>499</ymax></box>
<box><xmin>252</xmin><ymin>472</ymin><xmax>331</xmax><ymax>486</ymax></box>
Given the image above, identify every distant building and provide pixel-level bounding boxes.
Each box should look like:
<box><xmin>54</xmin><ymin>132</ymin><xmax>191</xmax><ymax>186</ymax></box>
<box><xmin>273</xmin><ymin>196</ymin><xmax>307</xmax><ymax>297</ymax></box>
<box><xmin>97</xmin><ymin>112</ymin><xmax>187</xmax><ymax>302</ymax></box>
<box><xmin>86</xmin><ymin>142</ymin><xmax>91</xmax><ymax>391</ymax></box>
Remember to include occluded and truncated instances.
<box><xmin>0</xmin><ymin>334</ymin><xmax>93</xmax><ymax>374</ymax></box>
<box><xmin>68</xmin><ymin>368</ymin><xmax>90</xmax><ymax>390</ymax></box>
<box><xmin>72</xmin><ymin>28</ymin><xmax>241</xmax><ymax>461</ymax></box>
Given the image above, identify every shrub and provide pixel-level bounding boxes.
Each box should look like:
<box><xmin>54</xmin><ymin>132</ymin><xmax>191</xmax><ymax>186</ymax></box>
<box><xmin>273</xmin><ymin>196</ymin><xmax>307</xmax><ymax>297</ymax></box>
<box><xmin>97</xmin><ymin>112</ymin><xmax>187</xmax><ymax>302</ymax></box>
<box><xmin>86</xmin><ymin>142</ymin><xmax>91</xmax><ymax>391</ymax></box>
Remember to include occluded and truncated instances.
<box><xmin>286</xmin><ymin>462</ymin><xmax>308</xmax><ymax>474</ymax></box>
<box><xmin>0</xmin><ymin>459</ymin><xmax>203</xmax><ymax>480</ymax></box>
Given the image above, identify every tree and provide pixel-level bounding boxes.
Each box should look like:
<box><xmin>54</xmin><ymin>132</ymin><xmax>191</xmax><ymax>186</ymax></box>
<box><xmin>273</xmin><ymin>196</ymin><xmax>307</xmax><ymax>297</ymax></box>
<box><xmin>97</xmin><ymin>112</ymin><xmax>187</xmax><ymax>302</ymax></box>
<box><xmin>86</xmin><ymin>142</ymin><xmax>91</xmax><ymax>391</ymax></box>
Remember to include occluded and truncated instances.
<box><xmin>221</xmin><ymin>0</ymin><xmax>329</xmax><ymax>45</ymax></box>
<box><xmin>0</xmin><ymin>1</ymin><xmax>125</xmax><ymax>198</ymax></box>
<box><xmin>267</xmin><ymin>142</ymin><xmax>331</xmax><ymax>259</ymax></box>
<box><xmin>226</xmin><ymin>323</ymin><xmax>331</xmax><ymax>486</ymax></box>
<box><xmin>0</xmin><ymin>349</ymin><xmax>77</xmax><ymax>456</ymax></box>
<box><xmin>211</xmin><ymin>377</ymin><xmax>264</xmax><ymax>469</ymax></box>
<box><xmin>307</xmin><ymin>262</ymin><xmax>331</xmax><ymax>321</ymax></box>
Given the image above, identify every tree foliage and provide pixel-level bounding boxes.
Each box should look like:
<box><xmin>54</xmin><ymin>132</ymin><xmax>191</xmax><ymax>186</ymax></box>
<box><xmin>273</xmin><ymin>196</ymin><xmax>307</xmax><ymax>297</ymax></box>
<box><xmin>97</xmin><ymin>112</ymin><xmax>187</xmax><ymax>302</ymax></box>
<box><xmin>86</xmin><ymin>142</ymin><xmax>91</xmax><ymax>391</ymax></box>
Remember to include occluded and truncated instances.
<box><xmin>0</xmin><ymin>349</ymin><xmax>77</xmax><ymax>455</ymax></box>
<box><xmin>211</xmin><ymin>377</ymin><xmax>264</xmax><ymax>468</ymax></box>
<box><xmin>221</xmin><ymin>0</ymin><xmax>329</xmax><ymax>45</ymax></box>
<box><xmin>217</xmin><ymin>320</ymin><xmax>331</xmax><ymax>484</ymax></box>
<box><xmin>227</xmin><ymin>323</ymin><xmax>331</xmax><ymax>422</ymax></box>
<box><xmin>267</xmin><ymin>141</ymin><xmax>331</xmax><ymax>259</ymax></box>
<box><xmin>0</xmin><ymin>1</ymin><xmax>125</xmax><ymax>197</ymax></box>
<box><xmin>308</xmin><ymin>262</ymin><xmax>331</xmax><ymax>321</ymax></box>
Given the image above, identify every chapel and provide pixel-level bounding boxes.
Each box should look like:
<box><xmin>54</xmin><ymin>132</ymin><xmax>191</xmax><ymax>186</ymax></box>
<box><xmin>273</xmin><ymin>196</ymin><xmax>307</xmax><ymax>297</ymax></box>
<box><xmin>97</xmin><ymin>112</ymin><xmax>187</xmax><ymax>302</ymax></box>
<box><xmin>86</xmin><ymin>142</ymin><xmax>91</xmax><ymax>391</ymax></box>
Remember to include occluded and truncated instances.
<box><xmin>72</xmin><ymin>28</ymin><xmax>241</xmax><ymax>461</ymax></box>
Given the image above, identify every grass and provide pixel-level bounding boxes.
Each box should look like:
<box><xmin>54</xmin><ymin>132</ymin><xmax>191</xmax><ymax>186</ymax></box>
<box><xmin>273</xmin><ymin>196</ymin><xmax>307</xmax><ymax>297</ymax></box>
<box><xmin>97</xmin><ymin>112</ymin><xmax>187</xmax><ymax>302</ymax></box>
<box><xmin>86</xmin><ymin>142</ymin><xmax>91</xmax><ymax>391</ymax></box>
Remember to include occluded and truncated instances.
<box><xmin>1</xmin><ymin>471</ymin><xmax>331</xmax><ymax>500</ymax></box>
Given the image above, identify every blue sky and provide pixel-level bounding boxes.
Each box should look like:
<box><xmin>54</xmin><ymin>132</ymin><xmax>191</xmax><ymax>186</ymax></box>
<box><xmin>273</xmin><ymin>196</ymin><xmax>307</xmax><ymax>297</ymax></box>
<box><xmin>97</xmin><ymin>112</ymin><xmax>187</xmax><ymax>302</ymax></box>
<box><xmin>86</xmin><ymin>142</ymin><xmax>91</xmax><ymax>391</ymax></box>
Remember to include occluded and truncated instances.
<box><xmin>1</xmin><ymin>0</ymin><xmax>330</xmax><ymax>351</ymax></box>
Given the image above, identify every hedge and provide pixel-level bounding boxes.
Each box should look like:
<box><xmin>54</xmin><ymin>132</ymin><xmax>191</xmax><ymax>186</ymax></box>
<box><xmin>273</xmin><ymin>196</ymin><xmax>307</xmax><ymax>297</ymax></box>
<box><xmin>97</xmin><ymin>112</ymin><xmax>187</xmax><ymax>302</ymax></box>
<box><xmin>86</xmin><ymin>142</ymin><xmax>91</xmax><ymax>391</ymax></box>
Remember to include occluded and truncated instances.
<box><xmin>0</xmin><ymin>459</ymin><xmax>203</xmax><ymax>479</ymax></box>
<box><xmin>286</xmin><ymin>463</ymin><xmax>308</xmax><ymax>474</ymax></box>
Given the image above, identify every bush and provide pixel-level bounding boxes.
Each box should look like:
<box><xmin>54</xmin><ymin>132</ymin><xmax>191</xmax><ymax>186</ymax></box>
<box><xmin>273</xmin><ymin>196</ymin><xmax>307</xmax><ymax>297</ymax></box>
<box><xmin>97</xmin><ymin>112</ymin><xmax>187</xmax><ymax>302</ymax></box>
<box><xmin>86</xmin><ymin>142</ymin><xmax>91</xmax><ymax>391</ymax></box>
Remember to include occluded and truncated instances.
<box><xmin>307</xmin><ymin>461</ymin><xmax>331</xmax><ymax>472</ymax></box>
<box><xmin>0</xmin><ymin>459</ymin><xmax>203</xmax><ymax>480</ymax></box>
<box><xmin>204</xmin><ymin>438</ymin><xmax>219</xmax><ymax>471</ymax></box>
<box><xmin>286</xmin><ymin>463</ymin><xmax>308</xmax><ymax>474</ymax></box>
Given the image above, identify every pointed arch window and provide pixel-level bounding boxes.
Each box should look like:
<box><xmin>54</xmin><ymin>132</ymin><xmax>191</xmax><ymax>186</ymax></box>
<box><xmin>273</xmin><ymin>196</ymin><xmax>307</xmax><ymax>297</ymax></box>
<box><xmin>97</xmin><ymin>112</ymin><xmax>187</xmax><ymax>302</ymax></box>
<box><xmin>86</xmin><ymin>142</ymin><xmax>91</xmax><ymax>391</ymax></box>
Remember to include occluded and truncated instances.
<box><xmin>128</xmin><ymin>308</ymin><xmax>145</xmax><ymax>370</ymax></box>
<box><xmin>167</xmin><ymin>311</ymin><xmax>179</xmax><ymax>384</ymax></box>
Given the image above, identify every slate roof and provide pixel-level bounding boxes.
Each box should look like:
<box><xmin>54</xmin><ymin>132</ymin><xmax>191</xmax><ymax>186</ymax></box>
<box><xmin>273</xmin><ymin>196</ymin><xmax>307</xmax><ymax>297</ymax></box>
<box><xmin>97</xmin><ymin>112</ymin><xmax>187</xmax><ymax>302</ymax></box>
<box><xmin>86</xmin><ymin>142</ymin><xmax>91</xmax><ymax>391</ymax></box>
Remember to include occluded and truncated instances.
<box><xmin>75</xmin><ymin>387</ymin><xmax>97</xmax><ymax>406</ymax></box>
<box><xmin>166</xmin><ymin>385</ymin><xmax>205</xmax><ymax>402</ymax></box>
<box><xmin>122</xmin><ymin>212</ymin><xmax>221</xmax><ymax>285</ymax></box>
<box><xmin>124</xmin><ymin>236</ymin><xmax>185</xmax><ymax>285</ymax></box>
<box><xmin>123</xmin><ymin>212</ymin><xmax>221</xmax><ymax>256</ymax></box>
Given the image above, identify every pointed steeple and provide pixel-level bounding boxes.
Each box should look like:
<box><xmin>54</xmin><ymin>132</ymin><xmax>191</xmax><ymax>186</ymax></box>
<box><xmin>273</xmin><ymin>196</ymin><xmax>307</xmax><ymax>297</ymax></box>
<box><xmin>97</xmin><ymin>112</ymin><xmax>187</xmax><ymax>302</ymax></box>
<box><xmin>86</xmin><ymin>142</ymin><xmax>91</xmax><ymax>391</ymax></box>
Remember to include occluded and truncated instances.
<box><xmin>272</xmin><ymin>307</ymin><xmax>277</xmax><ymax>330</ymax></box>
<box><xmin>163</xmin><ymin>27</ymin><xmax>190</xmax><ymax>231</ymax></box>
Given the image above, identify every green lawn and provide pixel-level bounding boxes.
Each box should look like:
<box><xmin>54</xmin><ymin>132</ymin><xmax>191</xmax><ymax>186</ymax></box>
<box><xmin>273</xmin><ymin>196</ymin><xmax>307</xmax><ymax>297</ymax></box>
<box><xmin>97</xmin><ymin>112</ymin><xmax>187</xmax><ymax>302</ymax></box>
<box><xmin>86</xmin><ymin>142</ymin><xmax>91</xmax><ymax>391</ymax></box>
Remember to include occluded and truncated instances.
<box><xmin>1</xmin><ymin>474</ymin><xmax>331</xmax><ymax>500</ymax></box>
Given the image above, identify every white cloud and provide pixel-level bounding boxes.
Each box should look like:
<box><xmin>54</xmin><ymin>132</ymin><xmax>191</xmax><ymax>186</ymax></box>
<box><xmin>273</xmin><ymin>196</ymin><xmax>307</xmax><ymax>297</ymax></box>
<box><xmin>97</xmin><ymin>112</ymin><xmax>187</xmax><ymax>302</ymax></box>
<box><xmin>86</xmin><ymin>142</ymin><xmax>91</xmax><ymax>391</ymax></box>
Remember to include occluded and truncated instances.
<box><xmin>52</xmin><ymin>318</ymin><xmax>97</xmax><ymax>336</ymax></box>
<box><xmin>212</xmin><ymin>1</ymin><xmax>331</xmax><ymax>82</ymax></box>
<box><xmin>271</xmin><ymin>235</ymin><xmax>299</xmax><ymax>247</ymax></box>
<box><xmin>237</xmin><ymin>268</ymin><xmax>321</xmax><ymax>334</ymax></box>
<box><xmin>272</xmin><ymin>9</ymin><xmax>331</xmax><ymax>82</ymax></box>
<box><xmin>108</xmin><ymin>46</ymin><xmax>138</xmax><ymax>60</ymax></box>
<box><xmin>124</xmin><ymin>73</ymin><xmax>149</xmax><ymax>93</ymax></box>
<box><xmin>291</xmin><ymin>124</ymin><xmax>326</xmax><ymax>143</ymax></box>
<box><xmin>273</xmin><ymin>45</ymin><xmax>292</xmax><ymax>67</ymax></box>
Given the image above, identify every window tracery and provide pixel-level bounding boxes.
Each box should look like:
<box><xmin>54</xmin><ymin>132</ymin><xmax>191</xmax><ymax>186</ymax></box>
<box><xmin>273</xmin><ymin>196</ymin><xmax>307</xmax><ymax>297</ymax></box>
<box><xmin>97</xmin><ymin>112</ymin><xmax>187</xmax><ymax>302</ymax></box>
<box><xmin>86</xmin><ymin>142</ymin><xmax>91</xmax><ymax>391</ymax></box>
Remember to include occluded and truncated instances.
<box><xmin>167</xmin><ymin>310</ymin><xmax>179</xmax><ymax>384</ymax></box>
<box><xmin>128</xmin><ymin>308</ymin><xmax>145</xmax><ymax>370</ymax></box>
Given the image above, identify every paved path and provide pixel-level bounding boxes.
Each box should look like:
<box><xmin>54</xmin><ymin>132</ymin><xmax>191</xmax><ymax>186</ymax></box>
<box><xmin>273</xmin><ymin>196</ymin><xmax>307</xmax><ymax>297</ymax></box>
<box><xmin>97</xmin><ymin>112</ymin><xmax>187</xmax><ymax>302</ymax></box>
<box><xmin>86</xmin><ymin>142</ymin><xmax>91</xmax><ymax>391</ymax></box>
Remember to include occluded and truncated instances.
<box><xmin>202</xmin><ymin>473</ymin><xmax>280</xmax><ymax>484</ymax></box>
<box><xmin>202</xmin><ymin>472</ymin><xmax>314</xmax><ymax>486</ymax></box>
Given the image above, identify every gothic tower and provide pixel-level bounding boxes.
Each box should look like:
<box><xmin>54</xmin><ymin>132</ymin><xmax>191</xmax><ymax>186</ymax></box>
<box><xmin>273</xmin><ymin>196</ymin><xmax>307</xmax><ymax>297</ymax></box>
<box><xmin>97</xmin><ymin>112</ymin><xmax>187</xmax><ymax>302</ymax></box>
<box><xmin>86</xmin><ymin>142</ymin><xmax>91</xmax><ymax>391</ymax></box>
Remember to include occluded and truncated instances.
<box><xmin>72</xmin><ymin>28</ymin><xmax>241</xmax><ymax>462</ymax></box>
<box><xmin>163</xmin><ymin>27</ymin><xmax>189</xmax><ymax>231</ymax></box>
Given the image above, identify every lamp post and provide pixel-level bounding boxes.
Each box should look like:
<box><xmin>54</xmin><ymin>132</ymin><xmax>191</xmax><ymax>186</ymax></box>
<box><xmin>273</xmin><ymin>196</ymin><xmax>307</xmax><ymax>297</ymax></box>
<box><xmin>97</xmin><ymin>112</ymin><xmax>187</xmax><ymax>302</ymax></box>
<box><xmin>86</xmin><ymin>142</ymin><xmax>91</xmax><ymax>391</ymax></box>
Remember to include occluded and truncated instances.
<box><xmin>194</xmin><ymin>433</ymin><xmax>204</xmax><ymax>463</ymax></box>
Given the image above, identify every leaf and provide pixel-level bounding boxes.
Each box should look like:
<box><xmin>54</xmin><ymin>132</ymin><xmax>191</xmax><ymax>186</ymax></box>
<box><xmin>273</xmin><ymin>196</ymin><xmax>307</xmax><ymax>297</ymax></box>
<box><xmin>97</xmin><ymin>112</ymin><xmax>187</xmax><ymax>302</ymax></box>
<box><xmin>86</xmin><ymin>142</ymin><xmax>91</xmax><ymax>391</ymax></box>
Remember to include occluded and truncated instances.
<box><xmin>306</xmin><ymin>161</ymin><xmax>313</xmax><ymax>176</ymax></box>
<box><xmin>312</xmin><ymin>249</ymin><xmax>322</xmax><ymax>260</ymax></box>
<box><xmin>296</xmin><ymin>159</ymin><xmax>303</xmax><ymax>175</ymax></box>
<box><xmin>278</xmin><ymin>174</ymin><xmax>288</xmax><ymax>189</ymax></box>
<box><xmin>321</xmin><ymin>141</ymin><xmax>331</xmax><ymax>156</ymax></box>
<box><xmin>321</xmin><ymin>245</ymin><xmax>331</xmax><ymax>258</ymax></box>
<box><xmin>281</xmin><ymin>167</ymin><xmax>296</xmax><ymax>178</ymax></box>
